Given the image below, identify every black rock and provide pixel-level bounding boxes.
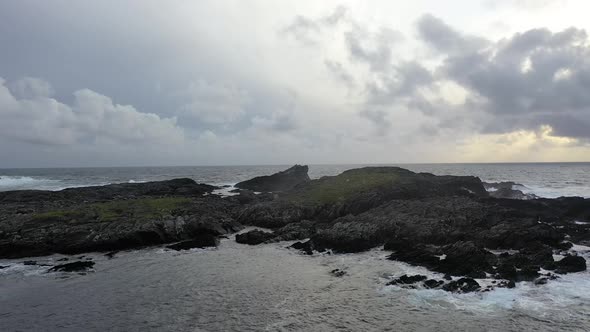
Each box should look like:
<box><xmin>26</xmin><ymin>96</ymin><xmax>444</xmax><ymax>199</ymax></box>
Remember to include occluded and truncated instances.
<box><xmin>235</xmin><ymin>230</ymin><xmax>274</xmax><ymax>245</ymax></box>
<box><xmin>48</xmin><ymin>261</ymin><xmax>95</xmax><ymax>272</ymax></box>
<box><xmin>556</xmin><ymin>255</ymin><xmax>587</xmax><ymax>273</ymax></box>
<box><xmin>105</xmin><ymin>251</ymin><xmax>118</xmax><ymax>259</ymax></box>
<box><xmin>0</xmin><ymin>265</ymin><xmax>7</xmax><ymax>269</ymax></box>
<box><xmin>423</xmin><ymin>279</ymin><xmax>444</xmax><ymax>289</ymax></box>
<box><xmin>330</xmin><ymin>269</ymin><xmax>347</xmax><ymax>277</ymax></box>
<box><xmin>56</xmin><ymin>257</ymin><xmax>69</xmax><ymax>262</ymax></box>
<box><xmin>290</xmin><ymin>240</ymin><xmax>314</xmax><ymax>255</ymax></box>
<box><xmin>498</xmin><ymin>280</ymin><xmax>516</xmax><ymax>289</ymax></box>
<box><xmin>235</xmin><ymin>165</ymin><xmax>310</xmax><ymax>192</ymax></box>
<box><xmin>387</xmin><ymin>274</ymin><xmax>428</xmax><ymax>285</ymax></box>
<box><xmin>442</xmin><ymin>278</ymin><xmax>480</xmax><ymax>293</ymax></box>
<box><xmin>166</xmin><ymin>234</ymin><xmax>219</xmax><ymax>251</ymax></box>
<box><xmin>23</xmin><ymin>260</ymin><xmax>37</xmax><ymax>265</ymax></box>
<box><xmin>534</xmin><ymin>277</ymin><xmax>548</xmax><ymax>285</ymax></box>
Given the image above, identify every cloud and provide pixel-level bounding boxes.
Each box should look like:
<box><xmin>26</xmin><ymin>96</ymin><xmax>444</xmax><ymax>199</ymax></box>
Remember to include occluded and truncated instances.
<box><xmin>282</xmin><ymin>6</ymin><xmax>348</xmax><ymax>46</ymax></box>
<box><xmin>177</xmin><ymin>79</ymin><xmax>250</xmax><ymax>126</ymax></box>
<box><xmin>416</xmin><ymin>14</ymin><xmax>488</xmax><ymax>54</ymax></box>
<box><xmin>484</xmin><ymin>0</ymin><xmax>568</xmax><ymax>10</ymax></box>
<box><xmin>0</xmin><ymin>77</ymin><xmax>185</xmax><ymax>146</ymax></box>
<box><xmin>324</xmin><ymin>60</ymin><xmax>356</xmax><ymax>89</ymax></box>
<box><xmin>344</xmin><ymin>26</ymin><xmax>402</xmax><ymax>72</ymax></box>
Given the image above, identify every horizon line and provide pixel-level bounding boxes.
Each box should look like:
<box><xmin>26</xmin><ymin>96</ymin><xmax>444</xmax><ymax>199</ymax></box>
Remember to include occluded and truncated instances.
<box><xmin>1</xmin><ymin>161</ymin><xmax>590</xmax><ymax>170</ymax></box>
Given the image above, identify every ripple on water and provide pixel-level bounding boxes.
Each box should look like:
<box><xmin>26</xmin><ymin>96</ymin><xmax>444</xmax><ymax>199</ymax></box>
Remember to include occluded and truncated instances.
<box><xmin>0</xmin><ymin>241</ymin><xmax>589</xmax><ymax>331</ymax></box>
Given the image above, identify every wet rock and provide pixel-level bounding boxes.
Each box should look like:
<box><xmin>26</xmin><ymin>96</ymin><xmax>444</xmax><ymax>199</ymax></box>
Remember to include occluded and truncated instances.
<box><xmin>556</xmin><ymin>255</ymin><xmax>587</xmax><ymax>273</ymax></box>
<box><xmin>105</xmin><ymin>251</ymin><xmax>118</xmax><ymax>259</ymax></box>
<box><xmin>23</xmin><ymin>260</ymin><xmax>37</xmax><ymax>265</ymax></box>
<box><xmin>442</xmin><ymin>278</ymin><xmax>480</xmax><ymax>293</ymax></box>
<box><xmin>235</xmin><ymin>230</ymin><xmax>274</xmax><ymax>245</ymax></box>
<box><xmin>387</xmin><ymin>274</ymin><xmax>428</xmax><ymax>285</ymax></box>
<box><xmin>166</xmin><ymin>234</ymin><xmax>219</xmax><ymax>250</ymax></box>
<box><xmin>330</xmin><ymin>269</ymin><xmax>347</xmax><ymax>277</ymax></box>
<box><xmin>423</xmin><ymin>279</ymin><xmax>444</xmax><ymax>289</ymax></box>
<box><xmin>290</xmin><ymin>240</ymin><xmax>314</xmax><ymax>255</ymax></box>
<box><xmin>48</xmin><ymin>261</ymin><xmax>95</xmax><ymax>272</ymax></box>
<box><xmin>0</xmin><ymin>265</ymin><xmax>7</xmax><ymax>269</ymax></box>
<box><xmin>495</xmin><ymin>262</ymin><xmax>540</xmax><ymax>282</ymax></box>
<box><xmin>483</xmin><ymin>181</ymin><xmax>537</xmax><ymax>200</ymax></box>
<box><xmin>235</xmin><ymin>165</ymin><xmax>310</xmax><ymax>192</ymax></box>
<box><xmin>534</xmin><ymin>277</ymin><xmax>548</xmax><ymax>285</ymax></box>
<box><xmin>498</xmin><ymin>280</ymin><xmax>516</xmax><ymax>289</ymax></box>
<box><xmin>56</xmin><ymin>257</ymin><xmax>69</xmax><ymax>262</ymax></box>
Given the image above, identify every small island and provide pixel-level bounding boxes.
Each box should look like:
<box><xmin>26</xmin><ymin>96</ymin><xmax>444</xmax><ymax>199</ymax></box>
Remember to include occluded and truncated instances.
<box><xmin>1</xmin><ymin>165</ymin><xmax>588</xmax><ymax>293</ymax></box>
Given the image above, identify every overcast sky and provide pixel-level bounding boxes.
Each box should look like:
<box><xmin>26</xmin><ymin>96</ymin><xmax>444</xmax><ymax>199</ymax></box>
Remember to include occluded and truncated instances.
<box><xmin>1</xmin><ymin>0</ymin><xmax>590</xmax><ymax>167</ymax></box>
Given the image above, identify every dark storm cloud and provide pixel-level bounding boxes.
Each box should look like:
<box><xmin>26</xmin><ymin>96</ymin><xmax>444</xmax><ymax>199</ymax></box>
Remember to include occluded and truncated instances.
<box><xmin>416</xmin><ymin>14</ymin><xmax>487</xmax><ymax>54</ymax></box>
<box><xmin>416</xmin><ymin>14</ymin><xmax>590</xmax><ymax>140</ymax></box>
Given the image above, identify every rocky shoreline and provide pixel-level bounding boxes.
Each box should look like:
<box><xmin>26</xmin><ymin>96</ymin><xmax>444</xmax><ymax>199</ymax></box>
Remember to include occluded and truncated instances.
<box><xmin>1</xmin><ymin>165</ymin><xmax>588</xmax><ymax>293</ymax></box>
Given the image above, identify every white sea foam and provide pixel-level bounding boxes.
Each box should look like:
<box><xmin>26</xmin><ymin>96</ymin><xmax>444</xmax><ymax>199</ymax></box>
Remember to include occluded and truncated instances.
<box><xmin>211</xmin><ymin>183</ymin><xmax>239</xmax><ymax>197</ymax></box>
<box><xmin>0</xmin><ymin>176</ymin><xmax>58</xmax><ymax>189</ymax></box>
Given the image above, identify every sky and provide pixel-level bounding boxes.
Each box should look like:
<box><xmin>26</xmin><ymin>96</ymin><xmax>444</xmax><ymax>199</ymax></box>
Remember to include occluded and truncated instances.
<box><xmin>1</xmin><ymin>0</ymin><xmax>590</xmax><ymax>167</ymax></box>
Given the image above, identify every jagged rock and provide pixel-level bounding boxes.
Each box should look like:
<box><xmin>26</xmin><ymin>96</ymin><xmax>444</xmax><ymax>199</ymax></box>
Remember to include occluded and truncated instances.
<box><xmin>289</xmin><ymin>240</ymin><xmax>314</xmax><ymax>255</ymax></box>
<box><xmin>423</xmin><ymin>279</ymin><xmax>444</xmax><ymax>289</ymax></box>
<box><xmin>387</xmin><ymin>274</ymin><xmax>428</xmax><ymax>285</ymax></box>
<box><xmin>235</xmin><ymin>230</ymin><xmax>274</xmax><ymax>245</ymax></box>
<box><xmin>442</xmin><ymin>278</ymin><xmax>480</xmax><ymax>293</ymax></box>
<box><xmin>330</xmin><ymin>269</ymin><xmax>347</xmax><ymax>277</ymax></box>
<box><xmin>48</xmin><ymin>261</ymin><xmax>95</xmax><ymax>272</ymax></box>
<box><xmin>235</xmin><ymin>165</ymin><xmax>310</xmax><ymax>192</ymax></box>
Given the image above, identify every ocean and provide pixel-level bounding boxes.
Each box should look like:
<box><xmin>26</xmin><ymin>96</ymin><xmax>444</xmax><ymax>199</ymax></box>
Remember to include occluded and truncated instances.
<box><xmin>2</xmin><ymin>163</ymin><xmax>590</xmax><ymax>198</ymax></box>
<box><xmin>1</xmin><ymin>163</ymin><xmax>589</xmax><ymax>331</ymax></box>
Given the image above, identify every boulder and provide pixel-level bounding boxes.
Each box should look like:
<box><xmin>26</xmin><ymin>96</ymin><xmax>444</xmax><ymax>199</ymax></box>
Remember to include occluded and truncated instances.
<box><xmin>423</xmin><ymin>279</ymin><xmax>444</xmax><ymax>289</ymax></box>
<box><xmin>289</xmin><ymin>240</ymin><xmax>314</xmax><ymax>255</ymax></box>
<box><xmin>442</xmin><ymin>278</ymin><xmax>480</xmax><ymax>293</ymax></box>
<box><xmin>556</xmin><ymin>255</ymin><xmax>587</xmax><ymax>273</ymax></box>
<box><xmin>235</xmin><ymin>165</ymin><xmax>310</xmax><ymax>192</ymax></box>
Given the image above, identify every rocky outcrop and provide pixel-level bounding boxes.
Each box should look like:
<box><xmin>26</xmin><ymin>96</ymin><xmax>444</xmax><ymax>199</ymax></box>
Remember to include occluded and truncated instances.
<box><xmin>1</xmin><ymin>165</ymin><xmax>589</xmax><ymax>293</ymax></box>
<box><xmin>0</xmin><ymin>179</ymin><xmax>242</xmax><ymax>258</ymax></box>
<box><xmin>235</xmin><ymin>165</ymin><xmax>310</xmax><ymax>192</ymax></box>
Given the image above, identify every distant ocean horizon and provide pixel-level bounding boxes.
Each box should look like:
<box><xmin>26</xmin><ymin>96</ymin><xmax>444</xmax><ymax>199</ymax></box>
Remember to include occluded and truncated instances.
<box><xmin>1</xmin><ymin>162</ymin><xmax>590</xmax><ymax>198</ymax></box>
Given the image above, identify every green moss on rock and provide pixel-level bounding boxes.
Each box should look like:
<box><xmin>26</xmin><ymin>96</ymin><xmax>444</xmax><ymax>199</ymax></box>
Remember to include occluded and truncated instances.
<box><xmin>285</xmin><ymin>167</ymin><xmax>414</xmax><ymax>204</ymax></box>
<box><xmin>32</xmin><ymin>197</ymin><xmax>192</xmax><ymax>222</ymax></box>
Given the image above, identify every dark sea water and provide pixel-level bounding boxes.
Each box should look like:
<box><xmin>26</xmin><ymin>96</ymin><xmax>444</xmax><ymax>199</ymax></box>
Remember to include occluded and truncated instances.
<box><xmin>1</xmin><ymin>163</ymin><xmax>590</xmax><ymax>331</ymax></box>
<box><xmin>2</xmin><ymin>163</ymin><xmax>590</xmax><ymax>198</ymax></box>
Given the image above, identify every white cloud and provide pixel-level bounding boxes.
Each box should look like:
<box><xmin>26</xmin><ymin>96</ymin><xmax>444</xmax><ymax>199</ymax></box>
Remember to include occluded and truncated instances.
<box><xmin>0</xmin><ymin>77</ymin><xmax>185</xmax><ymax>146</ymax></box>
